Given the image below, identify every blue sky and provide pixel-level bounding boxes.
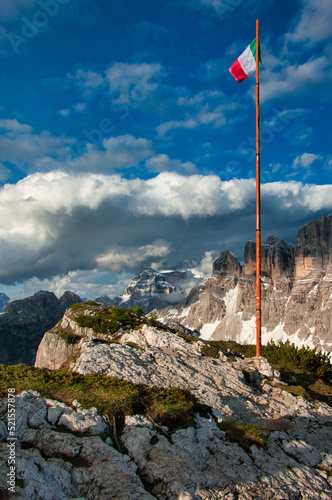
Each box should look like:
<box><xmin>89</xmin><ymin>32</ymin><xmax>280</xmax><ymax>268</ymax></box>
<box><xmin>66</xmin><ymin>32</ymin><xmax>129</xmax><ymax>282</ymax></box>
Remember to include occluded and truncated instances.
<box><xmin>0</xmin><ymin>0</ymin><xmax>331</xmax><ymax>300</ymax></box>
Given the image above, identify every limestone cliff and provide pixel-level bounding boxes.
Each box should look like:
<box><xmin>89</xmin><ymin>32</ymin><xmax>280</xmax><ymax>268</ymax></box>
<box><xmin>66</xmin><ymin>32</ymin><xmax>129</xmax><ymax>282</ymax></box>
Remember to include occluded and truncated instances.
<box><xmin>157</xmin><ymin>215</ymin><xmax>332</xmax><ymax>353</ymax></box>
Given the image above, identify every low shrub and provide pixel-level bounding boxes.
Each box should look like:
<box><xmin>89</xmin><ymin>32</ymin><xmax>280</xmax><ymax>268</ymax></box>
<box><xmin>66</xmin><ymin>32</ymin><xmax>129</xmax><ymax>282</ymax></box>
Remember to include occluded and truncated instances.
<box><xmin>0</xmin><ymin>365</ymin><xmax>207</xmax><ymax>431</ymax></box>
<box><xmin>58</xmin><ymin>331</ymin><xmax>82</xmax><ymax>345</ymax></box>
<box><xmin>263</xmin><ymin>340</ymin><xmax>332</xmax><ymax>381</ymax></box>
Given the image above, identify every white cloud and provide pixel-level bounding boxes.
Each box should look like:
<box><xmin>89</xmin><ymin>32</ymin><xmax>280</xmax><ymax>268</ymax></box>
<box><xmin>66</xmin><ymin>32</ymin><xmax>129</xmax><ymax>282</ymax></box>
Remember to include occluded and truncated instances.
<box><xmin>74</xmin><ymin>102</ymin><xmax>86</xmax><ymax>112</ymax></box>
<box><xmin>157</xmin><ymin>89</ymin><xmax>233</xmax><ymax>136</ymax></box>
<box><xmin>0</xmin><ymin>119</ymin><xmax>32</xmax><ymax>133</ymax></box>
<box><xmin>60</xmin><ymin>109</ymin><xmax>70</xmax><ymax>117</ymax></box>
<box><xmin>0</xmin><ymin>171</ymin><xmax>331</xmax><ymax>287</ymax></box>
<box><xmin>286</xmin><ymin>0</ymin><xmax>332</xmax><ymax>46</ymax></box>
<box><xmin>0</xmin><ymin>121</ymin><xmax>74</xmax><ymax>171</ymax></box>
<box><xmin>71</xmin><ymin>134</ymin><xmax>154</xmax><ymax>173</ymax></box>
<box><xmin>260</xmin><ymin>54</ymin><xmax>332</xmax><ymax>102</ymax></box>
<box><xmin>157</xmin><ymin>118</ymin><xmax>198</xmax><ymax>137</ymax></box>
<box><xmin>105</xmin><ymin>62</ymin><xmax>164</xmax><ymax>104</ymax></box>
<box><xmin>292</xmin><ymin>153</ymin><xmax>321</xmax><ymax>170</ymax></box>
<box><xmin>96</xmin><ymin>241</ymin><xmax>171</xmax><ymax>272</ymax></box>
<box><xmin>19</xmin><ymin>269</ymin><xmax>134</xmax><ymax>302</ymax></box>
<box><xmin>68</xmin><ymin>68</ymin><xmax>105</xmax><ymax>96</ymax></box>
<box><xmin>145</xmin><ymin>154</ymin><xmax>197</xmax><ymax>174</ymax></box>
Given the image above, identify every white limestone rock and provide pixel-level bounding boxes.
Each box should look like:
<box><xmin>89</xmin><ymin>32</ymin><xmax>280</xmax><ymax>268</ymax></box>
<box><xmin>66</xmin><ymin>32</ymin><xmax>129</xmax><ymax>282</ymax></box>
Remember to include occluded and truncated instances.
<box><xmin>282</xmin><ymin>439</ymin><xmax>325</xmax><ymax>467</ymax></box>
<box><xmin>44</xmin><ymin>399</ymin><xmax>72</xmax><ymax>425</ymax></box>
<box><xmin>58</xmin><ymin>406</ymin><xmax>108</xmax><ymax>435</ymax></box>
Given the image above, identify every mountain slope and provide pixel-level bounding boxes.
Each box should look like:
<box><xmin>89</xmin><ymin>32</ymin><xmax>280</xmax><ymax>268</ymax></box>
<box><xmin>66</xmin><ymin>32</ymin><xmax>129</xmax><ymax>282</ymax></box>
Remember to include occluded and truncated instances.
<box><xmin>10</xmin><ymin>301</ymin><xmax>330</xmax><ymax>499</ymax></box>
<box><xmin>0</xmin><ymin>290</ymin><xmax>81</xmax><ymax>366</ymax></box>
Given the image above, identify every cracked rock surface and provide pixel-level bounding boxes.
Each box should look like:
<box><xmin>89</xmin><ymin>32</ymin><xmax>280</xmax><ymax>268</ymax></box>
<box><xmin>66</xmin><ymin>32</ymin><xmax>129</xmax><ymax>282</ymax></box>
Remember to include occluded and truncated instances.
<box><xmin>2</xmin><ymin>324</ymin><xmax>332</xmax><ymax>499</ymax></box>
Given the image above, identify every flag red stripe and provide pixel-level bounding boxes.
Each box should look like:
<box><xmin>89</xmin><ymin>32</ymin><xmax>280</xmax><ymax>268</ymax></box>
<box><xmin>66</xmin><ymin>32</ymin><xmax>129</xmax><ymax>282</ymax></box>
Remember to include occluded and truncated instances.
<box><xmin>229</xmin><ymin>59</ymin><xmax>248</xmax><ymax>82</ymax></box>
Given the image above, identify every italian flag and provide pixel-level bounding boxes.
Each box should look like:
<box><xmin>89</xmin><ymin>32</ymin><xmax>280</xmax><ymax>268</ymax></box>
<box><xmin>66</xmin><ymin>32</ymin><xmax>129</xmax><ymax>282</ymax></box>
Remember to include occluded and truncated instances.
<box><xmin>229</xmin><ymin>38</ymin><xmax>261</xmax><ymax>83</ymax></box>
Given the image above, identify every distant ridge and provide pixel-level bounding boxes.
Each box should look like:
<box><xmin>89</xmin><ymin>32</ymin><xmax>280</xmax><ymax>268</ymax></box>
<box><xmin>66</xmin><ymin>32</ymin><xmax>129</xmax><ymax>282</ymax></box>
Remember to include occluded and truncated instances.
<box><xmin>0</xmin><ymin>290</ymin><xmax>81</xmax><ymax>366</ymax></box>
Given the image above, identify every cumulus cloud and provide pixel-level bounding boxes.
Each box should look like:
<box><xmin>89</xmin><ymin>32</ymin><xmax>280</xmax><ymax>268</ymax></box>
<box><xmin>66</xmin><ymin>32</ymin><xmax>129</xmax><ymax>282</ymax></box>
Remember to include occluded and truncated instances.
<box><xmin>0</xmin><ymin>171</ymin><xmax>331</xmax><ymax>288</ymax></box>
<box><xmin>68</xmin><ymin>68</ymin><xmax>105</xmax><ymax>95</ymax></box>
<box><xmin>156</xmin><ymin>89</ymin><xmax>234</xmax><ymax>136</ymax></box>
<box><xmin>0</xmin><ymin>120</ymin><xmax>184</xmax><ymax>176</ymax></box>
<box><xmin>0</xmin><ymin>120</ymin><xmax>74</xmax><ymax>172</ymax></box>
<box><xmin>292</xmin><ymin>153</ymin><xmax>321</xmax><ymax>170</ymax></box>
<box><xmin>96</xmin><ymin>241</ymin><xmax>172</xmax><ymax>272</ymax></box>
<box><xmin>70</xmin><ymin>135</ymin><xmax>155</xmax><ymax>173</ymax></box>
<box><xmin>286</xmin><ymin>0</ymin><xmax>332</xmax><ymax>46</ymax></box>
<box><xmin>260</xmin><ymin>54</ymin><xmax>332</xmax><ymax>103</ymax></box>
<box><xmin>0</xmin><ymin>119</ymin><xmax>32</xmax><ymax>133</ymax></box>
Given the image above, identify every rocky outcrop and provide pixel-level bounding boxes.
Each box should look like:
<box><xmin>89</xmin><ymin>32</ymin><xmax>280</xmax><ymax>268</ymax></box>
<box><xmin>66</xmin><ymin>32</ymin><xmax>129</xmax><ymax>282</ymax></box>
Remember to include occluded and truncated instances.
<box><xmin>0</xmin><ymin>290</ymin><xmax>81</xmax><ymax>366</ymax></box>
<box><xmin>157</xmin><ymin>215</ymin><xmax>332</xmax><ymax>353</ymax></box>
<box><xmin>213</xmin><ymin>250</ymin><xmax>242</xmax><ymax>277</ymax></box>
<box><xmin>112</xmin><ymin>265</ymin><xmax>188</xmax><ymax>313</ymax></box>
<box><xmin>2</xmin><ymin>386</ymin><xmax>332</xmax><ymax>500</ymax></box>
<box><xmin>0</xmin><ymin>390</ymin><xmax>152</xmax><ymax>500</ymax></box>
<box><xmin>19</xmin><ymin>311</ymin><xmax>332</xmax><ymax>498</ymax></box>
<box><xmin>245</xmin><ymin>236</ymin><xmax>295</xmax><ymax>280</ymax></box>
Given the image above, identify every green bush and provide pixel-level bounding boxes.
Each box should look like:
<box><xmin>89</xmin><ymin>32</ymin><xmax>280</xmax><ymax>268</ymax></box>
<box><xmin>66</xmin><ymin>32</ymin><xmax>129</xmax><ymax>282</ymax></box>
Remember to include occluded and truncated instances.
<box><xmin>0</xmin><ymin>365</ymin><xmax>207</xmax><ymax>431</ymax></box>
<box><xmin>133</xmin><ymin>306</ymin><xmax>144</xmax><ymax>317</ymax></box>
<box><xmin>58</xmin><ymin>331</ymin><xmax>82</xmax><ymax>345</ymax></box>
<box><xmin>262</xmin><ymin>340</ymin><xmax>332</xmax><ymax>380</ymax></box>
<box><xmin>147</xmin><ymin>311</ymin><xmax>159</xmax><ymax>327</ymax></box>
<box><xmin>75</xmin><ymin>313</ymin><xmax>119</xmax><ymax>335</ymax></box>
<box><xmin>201</xmin><ymin>345</ymin><xmax>219</xmax><ymax>358</ymax></box>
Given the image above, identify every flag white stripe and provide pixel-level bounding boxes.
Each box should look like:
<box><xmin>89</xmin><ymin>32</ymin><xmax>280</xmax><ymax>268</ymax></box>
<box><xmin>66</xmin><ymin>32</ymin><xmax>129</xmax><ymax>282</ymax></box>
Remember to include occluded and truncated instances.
<box><xmin>238</xmin><ymin>45</ymin><xmax>256</xmax><ymax>77</ymax></box>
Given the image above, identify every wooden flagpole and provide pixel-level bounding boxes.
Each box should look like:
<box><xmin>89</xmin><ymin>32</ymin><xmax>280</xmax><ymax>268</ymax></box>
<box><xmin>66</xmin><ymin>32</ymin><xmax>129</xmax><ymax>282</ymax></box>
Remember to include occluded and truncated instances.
<box><xmin>255</xmin><ymin>19</ymin><xmax>262</xmax><ymax>357</ymax></box>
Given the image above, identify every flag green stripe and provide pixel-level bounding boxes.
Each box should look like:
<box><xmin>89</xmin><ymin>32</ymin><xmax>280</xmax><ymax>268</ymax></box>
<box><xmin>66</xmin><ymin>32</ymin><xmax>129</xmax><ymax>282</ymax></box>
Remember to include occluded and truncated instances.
<box><xmin>249</xmin><ymin>38</ymin><xmax>262</xmax><ymax>66</ymax></box>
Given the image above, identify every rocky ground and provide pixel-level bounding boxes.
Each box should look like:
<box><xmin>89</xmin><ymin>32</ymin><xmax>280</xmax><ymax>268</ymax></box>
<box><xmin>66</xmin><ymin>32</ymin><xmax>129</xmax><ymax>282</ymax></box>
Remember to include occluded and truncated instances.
<box><xmin>1</xmin><ymin>312</ymin><xmax>332</xmax><ymax>499</ymax></box>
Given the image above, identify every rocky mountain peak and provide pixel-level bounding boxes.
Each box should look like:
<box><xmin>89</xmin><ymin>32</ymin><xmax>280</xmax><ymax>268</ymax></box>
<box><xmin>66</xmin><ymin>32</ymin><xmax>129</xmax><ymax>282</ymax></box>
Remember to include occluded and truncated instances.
<box><xmin>0</xmin><ymin>292</ymin><xmax>10</xmax><ymax>313</ymax></box>
<box><xmin>244</xmin><ymin>237</ymin><xmax>295</xmax><ymax>281</ymax></box>
<box><xmin>212</xmin><ymin>250</ymin><xmax>242</xmax><ymax>277</ymax></box>
<box><xmin>157</xmin><ymin>215</ymin><xmax>332</xmax><ymax>353</ymax></box>
<box><xmin>295</xmin><ymin>214</ymin><xmax>332</xmax><ymax>276</ymax></box>
<box><xmin>112</xmin><ymin>265</ymin><xmax>187</xmax><ymax>313</ymax></box>
<box><xmin>138</xmin><ymin>264</ymin><xmax>154</xmax><ymax>274</ymax></box>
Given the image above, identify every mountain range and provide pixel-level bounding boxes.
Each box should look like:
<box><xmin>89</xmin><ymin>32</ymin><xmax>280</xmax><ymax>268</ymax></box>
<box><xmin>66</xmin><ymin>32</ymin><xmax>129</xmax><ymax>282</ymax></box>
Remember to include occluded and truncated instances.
<box><xmin>0</xmin><ymin>214</ymin><xmax>331</xmax><ymax>366</ymax></box>
<box><xmin>157</xmin><ymin>214</ymin><xmax>332</xmax><ymax>353</ymax></box>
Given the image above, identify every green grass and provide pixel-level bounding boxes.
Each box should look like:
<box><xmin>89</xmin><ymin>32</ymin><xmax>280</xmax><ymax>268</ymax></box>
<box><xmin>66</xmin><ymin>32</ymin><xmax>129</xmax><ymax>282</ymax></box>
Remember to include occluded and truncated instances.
<box><xmin>219</xmin><ymin>420</ymin><xmax>266</xmax><ymax>452</ymax></box>
<box><xmin>0</xmin><ymin>364</ymin><xmax>208</xmax><ymax>431</ymax></box>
